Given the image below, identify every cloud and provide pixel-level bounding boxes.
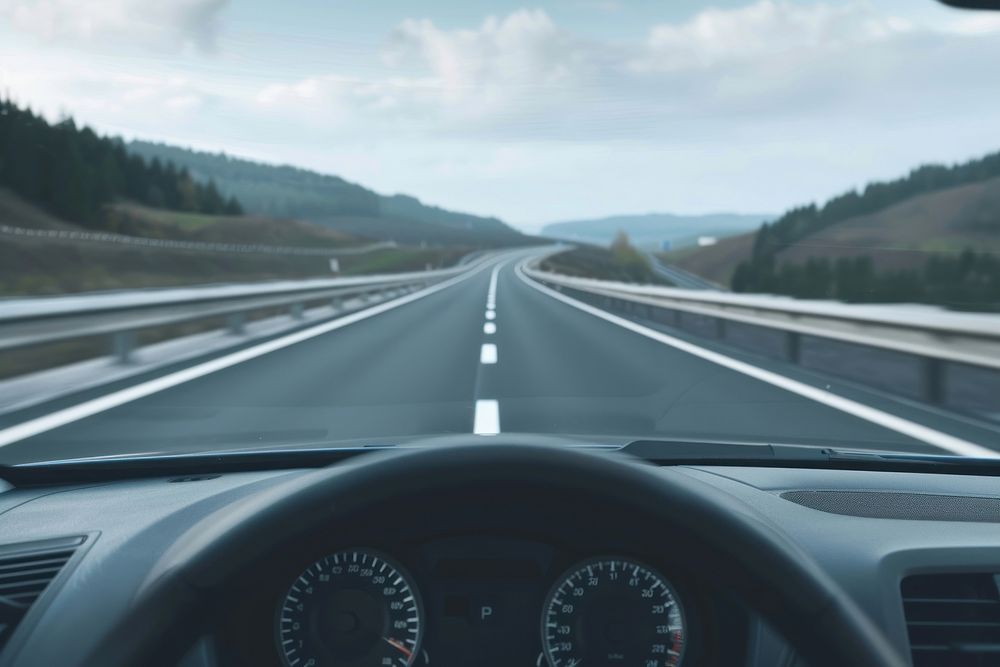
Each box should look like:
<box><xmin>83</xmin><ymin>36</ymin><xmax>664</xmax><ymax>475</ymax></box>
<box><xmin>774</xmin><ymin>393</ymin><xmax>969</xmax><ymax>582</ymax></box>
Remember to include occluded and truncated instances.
<box><xmin>253</xmin><ymin>8</ymin><xmax>622</xmax><ymax>138</ymax></box>
<box><xmin>6</xmin><ymin>1</ymin><xmax>1000</xmax><ymax>224</ymax></box>
<box><xmin>945</xmin><ymin>12</ymin><xmax>1000</xmax><ymax>36</ymax></box>
<box><xmin>384</xmin><ymin>9</ymin><xmax>575</xmax><ymax>90</ymax></box>
<box><xmin>245</xmin><ymin>1</ymin><xmax>1000</xmax><ymax>144</ymax></box>
<box><xmin>0</xmin><ymin>57</ymin><xmax>214</xmax><ymax>127</ymax></box>
<box><xmin>0</xmin><ymin>0</ymin><xmax>228</xmax><ymax>52</ymax></box>
<box><xmin>634</xmin><ymin>0</ymin><xmax>912</xmax><ymax>72</ymax></box>
<box><xmin>380</xmin><ymin>9</ymin><xmax>604</xmax><ymax>125</ymax></box>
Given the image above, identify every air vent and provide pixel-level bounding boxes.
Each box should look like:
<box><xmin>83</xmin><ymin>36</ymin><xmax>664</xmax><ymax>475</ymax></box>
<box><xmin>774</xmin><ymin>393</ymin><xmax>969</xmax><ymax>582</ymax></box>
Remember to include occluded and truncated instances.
<box><xmin>782</xmin><ymin>490</ymin><xmax>1000</xmax><ymax>522</ymax></box>
<box><xmin>902</xmin><ymin>573</ymin><xmax>1000</xmax><ymax>666</ymax></box>
<box><xmin>0</xmin><ymin>536</ymin><xmax>83</xmax><ymax>652</ymax></box>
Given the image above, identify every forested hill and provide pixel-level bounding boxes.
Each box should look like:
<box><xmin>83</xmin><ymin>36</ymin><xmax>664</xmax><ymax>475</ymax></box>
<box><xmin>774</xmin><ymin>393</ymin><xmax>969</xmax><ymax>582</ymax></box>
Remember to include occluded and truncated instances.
<box><xmin>0</xmin><ymin>99</ymin><xmax>241</xmax><ymax>226</ymax></box>
<box><xmin>746</xmin><ymin>150</ymin><xmax>1000</xmax><ymax>261</ymax></box>
<box><xmin>729</xmin><ymin>151</ymin><xmax>1000</xmax><ymax>310</ymax></box>
<box><xmin>129</xmin><ymin>141</ymin><xmax>524</xmax><ymax>245</ymax></box>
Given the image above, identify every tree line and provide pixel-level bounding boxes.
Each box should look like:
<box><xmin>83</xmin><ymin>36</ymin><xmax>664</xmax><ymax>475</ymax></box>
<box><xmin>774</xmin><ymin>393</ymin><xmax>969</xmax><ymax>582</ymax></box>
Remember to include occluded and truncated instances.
<box><xmin>0</xmin><ymin>98</ymin><xmax>242</xmax><ymax>227</ymax></box>
<box><xmin>732</xmin><ymin>251</ymin><xmax>1000</xmax><ymax>311</ymax></box>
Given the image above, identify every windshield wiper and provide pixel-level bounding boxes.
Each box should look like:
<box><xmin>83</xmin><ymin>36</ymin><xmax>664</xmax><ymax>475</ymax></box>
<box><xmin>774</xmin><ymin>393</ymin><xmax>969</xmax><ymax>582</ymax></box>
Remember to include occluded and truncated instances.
<box><xmin>623</xmin><ymin>438</ymin><xmax>1000</xmax><ymax>474</ymax></box>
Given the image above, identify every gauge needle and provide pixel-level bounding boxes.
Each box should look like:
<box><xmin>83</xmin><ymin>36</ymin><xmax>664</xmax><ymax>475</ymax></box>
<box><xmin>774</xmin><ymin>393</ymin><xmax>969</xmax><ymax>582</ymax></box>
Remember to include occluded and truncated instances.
<box><xmin>383</xmin><ymin>637</ymin><xmax>413</xmax><ymax>659</ymax></box>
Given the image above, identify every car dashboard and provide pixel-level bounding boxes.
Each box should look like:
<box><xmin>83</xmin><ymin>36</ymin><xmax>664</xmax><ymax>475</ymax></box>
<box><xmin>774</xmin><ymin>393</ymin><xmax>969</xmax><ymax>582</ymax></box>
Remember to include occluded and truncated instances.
<box><xmin>3</xmin><ymin>453</ymin><xmax>1000</xmax><ymax>667</ymax></box>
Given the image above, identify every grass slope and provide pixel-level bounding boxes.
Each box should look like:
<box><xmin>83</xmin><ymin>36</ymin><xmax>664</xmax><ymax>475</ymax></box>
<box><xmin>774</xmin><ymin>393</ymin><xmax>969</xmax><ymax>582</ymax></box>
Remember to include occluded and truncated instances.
<box><xmin>0</xmin><ymin>236</ymin><xmax>467</xmax><ymax>296</ymax></box>
<box><xmin>103</xmin><ymin>202</ymin><xmax>357</xmax><ymax>248</ymax></box>
<box><xmin>666</xmin><ymin>234</ymin><xmax>756</xmax><ymax>285</ymax></box>
<box><xmin>774</xmin><ymin>176</ymin><xmax>1000</xmax><ymax>270</ymax></box>
<box><xmin>0</xmin><ymin>191</ymin><xmax>469</xmax><ymax>296</ymax></box>
<box><xmin>0</xmin><ymin>188</ymin><xmax>77</xmax><ymax>230</ymax></box>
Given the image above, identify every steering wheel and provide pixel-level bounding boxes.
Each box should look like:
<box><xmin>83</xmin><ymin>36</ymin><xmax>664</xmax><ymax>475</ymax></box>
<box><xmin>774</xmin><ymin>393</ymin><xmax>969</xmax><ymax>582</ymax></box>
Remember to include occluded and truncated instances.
<box><xmin>87</xmin><ymin>442</ymin><xmax>907</xmax><ymax>667</ymax></box>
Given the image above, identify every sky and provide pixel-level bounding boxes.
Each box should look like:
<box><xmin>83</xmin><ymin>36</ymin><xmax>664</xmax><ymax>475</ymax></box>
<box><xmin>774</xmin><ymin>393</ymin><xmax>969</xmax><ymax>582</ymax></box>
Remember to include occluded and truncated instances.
<box><xmin>2</xmin><ymin>1</ymin><xmax>1000</xmax><ymax>231</ymax></box>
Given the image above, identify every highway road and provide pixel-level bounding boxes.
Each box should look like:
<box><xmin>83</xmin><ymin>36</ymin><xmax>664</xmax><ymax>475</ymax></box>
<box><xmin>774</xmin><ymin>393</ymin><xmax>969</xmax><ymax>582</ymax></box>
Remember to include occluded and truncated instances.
<box><xmin>1</xmin><ymin>249</ymin><xmax>998</xmax><ymax>465</ymax></box>
<box><xmin>644</xmin><ymin>251</ymin><xmax>721</xmax><ymax>290</ymax></box>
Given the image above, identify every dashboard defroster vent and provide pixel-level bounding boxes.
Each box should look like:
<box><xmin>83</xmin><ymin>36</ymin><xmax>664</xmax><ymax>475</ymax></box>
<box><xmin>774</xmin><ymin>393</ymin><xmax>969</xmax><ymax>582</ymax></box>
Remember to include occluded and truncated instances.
<box><xmin>902</xmin><ymin>573</ymin><xmax>1000</xmax><ymax>667</ymax></box>
<box><xmin>0</xmin><ymin>536</ymin><xmax>84</xmax><ymax>653</ymax></box>
<box><xmin>781</xmin><ymin>490</ymin><xmax>1000</xmax><ymax>522</ymax></box>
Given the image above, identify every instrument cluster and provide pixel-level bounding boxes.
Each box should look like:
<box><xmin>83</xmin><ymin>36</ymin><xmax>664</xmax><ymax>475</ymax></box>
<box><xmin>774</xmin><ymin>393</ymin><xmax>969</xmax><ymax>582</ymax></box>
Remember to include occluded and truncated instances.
<box><xmin>270</xmin><ymin>538</ymin><xmax>703</xmax><ymax>667</ymax></box>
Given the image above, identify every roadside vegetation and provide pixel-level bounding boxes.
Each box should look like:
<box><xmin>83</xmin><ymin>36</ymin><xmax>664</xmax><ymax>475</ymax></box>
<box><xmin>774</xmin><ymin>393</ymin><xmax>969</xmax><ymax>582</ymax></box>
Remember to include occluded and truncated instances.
<box><xmin>0</xmin><ymin>98</ymin><xmax>241</xmax><ymax>226</ymax></box>
<box><xmin>733</xmin><ymin>251</ymin><xmax>1000</xmax><ymax>311</ymax></box>
<box><xmin>542</xmin><ymin>232</ymin><xmax>667</xmax><ymax>285</ymax></box>
<box><xmin>101</xmin><ymin>201</ymin><xmax>355</xmax><ymax>248</ymax></box>
<box><xmin>0</xmin><ymin>234</ymin><xmax>467</xmax><ymax>297</ymax></box>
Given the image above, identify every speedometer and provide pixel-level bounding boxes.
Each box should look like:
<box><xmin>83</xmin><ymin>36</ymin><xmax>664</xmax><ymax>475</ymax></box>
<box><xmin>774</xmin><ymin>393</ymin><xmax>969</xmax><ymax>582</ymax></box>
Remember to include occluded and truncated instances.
<box><xmin>542</xmin><ymin>557</ymin><xmax>686</xmax><ymax>667</ymax></box>
<box><xmin>276</xmin><ymin>548</ymin><xmax>424</xmax><ymax>667</ymax></box>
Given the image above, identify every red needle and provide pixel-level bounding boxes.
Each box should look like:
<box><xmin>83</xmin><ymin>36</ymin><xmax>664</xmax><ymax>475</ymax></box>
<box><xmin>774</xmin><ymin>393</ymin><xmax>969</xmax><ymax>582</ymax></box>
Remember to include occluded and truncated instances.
<box><xmin>383</xmin><ymin>637</ymin><xmax>413</xmax><ymax>659</ymax></box>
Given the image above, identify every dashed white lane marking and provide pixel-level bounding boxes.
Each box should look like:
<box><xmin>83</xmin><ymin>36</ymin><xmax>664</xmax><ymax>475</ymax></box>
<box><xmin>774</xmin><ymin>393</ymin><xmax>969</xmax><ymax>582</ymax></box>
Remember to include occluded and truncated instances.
<box><xmin>474</xmin><ymin>262</ymin><xmax>505</xmax><ymax>434</ymax></box>
<box><xmin>480</xmin><ymin>343</ymin><xmax>498</xmax><ymax>364</ymax></box>
<box><xmin>0</xmin><ymin>259</ymin><xmax>503</xmax><ymax>449</ymax></box>
<box><xmin>473</xmin><ymin>399</ymin><xmax>500</xmax><ymax>435</ymax></box>
<box><xmin>516</xmin><ymin>261</ymin><xmax>1000</xmax><ymax>459</ymax></box>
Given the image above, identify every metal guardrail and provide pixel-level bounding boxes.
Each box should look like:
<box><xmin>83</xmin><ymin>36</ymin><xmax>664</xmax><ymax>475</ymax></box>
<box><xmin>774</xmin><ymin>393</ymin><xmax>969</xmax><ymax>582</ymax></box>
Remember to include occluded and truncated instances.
<box><xmin>0</xmin><ymin>264</ymin><xmax>471</xmax><ymax>363</ymax></box>
<box><xmin>524</xmin><ymin>263</ymin><xmax>1000</xmax><ymax>417</ymax></box>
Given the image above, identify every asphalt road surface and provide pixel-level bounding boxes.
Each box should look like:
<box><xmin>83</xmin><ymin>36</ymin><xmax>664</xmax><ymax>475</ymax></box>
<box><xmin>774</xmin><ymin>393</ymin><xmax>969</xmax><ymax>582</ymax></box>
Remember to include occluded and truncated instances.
<box><xmin>644</xmin><ymin>251</ymin><xmax>721</xmax><ymax>290</ymax></box>
<box><xmin>1</xmin><ymin>249</ymin><xmax>998</xmax><ymax>464</ymax></box>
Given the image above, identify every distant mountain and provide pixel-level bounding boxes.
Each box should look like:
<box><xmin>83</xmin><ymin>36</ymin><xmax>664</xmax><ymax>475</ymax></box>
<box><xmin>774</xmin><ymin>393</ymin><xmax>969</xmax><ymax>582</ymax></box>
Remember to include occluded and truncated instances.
<box><xmin>541</xmin><ymin>213</ymin><xmax>771</xmax><ymax>249</ymax></box>
<box><xmin>128</xmin><ymin>141</ymin><xmax>526</xmax><ymax>246</ymax></box>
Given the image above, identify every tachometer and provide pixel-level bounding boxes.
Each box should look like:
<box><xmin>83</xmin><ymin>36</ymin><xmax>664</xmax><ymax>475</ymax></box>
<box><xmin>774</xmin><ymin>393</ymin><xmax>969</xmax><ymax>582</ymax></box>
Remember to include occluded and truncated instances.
<box><xmin>276</xmin><ymin>548</ymin><xmax>424</xmax><ymax>667</ymax></box>
<box><xmin>542</xmin><ymin>557</ymin><xmax>686</xmax><ymax>667</ymax></box>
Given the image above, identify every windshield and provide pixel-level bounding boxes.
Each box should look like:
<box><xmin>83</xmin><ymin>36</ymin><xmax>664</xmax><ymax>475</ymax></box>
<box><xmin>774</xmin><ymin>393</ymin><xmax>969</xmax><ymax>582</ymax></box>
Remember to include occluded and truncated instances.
<box><xmin>1</xmin><ymin>0</ymin><xmax>999</xmax><ymax>467</ymax></box>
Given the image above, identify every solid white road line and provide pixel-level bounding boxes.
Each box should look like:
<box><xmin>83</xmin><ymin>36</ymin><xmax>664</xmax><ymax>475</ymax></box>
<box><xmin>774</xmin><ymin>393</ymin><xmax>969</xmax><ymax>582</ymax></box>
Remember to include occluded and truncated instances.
<box><xmin>0</xmin><ymin>259</ymin><xmax>503</xmax><ymax>449</ymax></box>
<box><xmin>484</xmin><ymin>322</ymin><xmax>497</xmax><ymax>335</ymax></box>
<box><xmin>487</xmin><ymin>263</ymin><xmax>501</xmax><ymax>305</ymax></box>
<box><xmin>480</xmin><ymin>343</ymin><xmax>498</xmax><ymax>364</ymax></box>
<box><xmin>516</xmin><ymin>262</ymin><xmax>1000</xmax><ymax>459</ymax></box>
<box><xmin>473</xmin><ymin>399</ymin><xmax>501</xmax><ymax>435</ymax></box>
<box><xmin>485</xmin><ymin>310</ymin><xmax>496</xmax><ymax>320</ymax></box>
